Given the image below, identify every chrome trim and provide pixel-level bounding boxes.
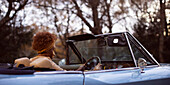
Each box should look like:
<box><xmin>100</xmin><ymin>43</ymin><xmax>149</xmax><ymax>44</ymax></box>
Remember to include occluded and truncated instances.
<box><xmin>34</xmin><ymin>65</ymin><xmax>159</xmax><ymax>75</ymax></box>
<box><xmin>145</xmin><ymin>65</ymin><xmax>159</xmax><ymax>68</ymax></box>
<box><xmin>95</xmin><ymin>32</ymin><xmax>126</xmax><ymax>37</ymax></box>
<box><xmin>124</xmin><ymin>32</ymin><xmax>137</xmax><ymax>67</ymax></box>
<box><xmin>34</xmin><ymin>71</ymin><xmax>83</xmax><ymax>75</ymax></box>
<box><xmin>84</xmin><ymin>67</ymin><xmax>139</xmax><ymax>74</ymax></box>
<box><xmin>84</xmin><ymin>65</ymin><xmax>159</xmax><ymax>74</ymax></box>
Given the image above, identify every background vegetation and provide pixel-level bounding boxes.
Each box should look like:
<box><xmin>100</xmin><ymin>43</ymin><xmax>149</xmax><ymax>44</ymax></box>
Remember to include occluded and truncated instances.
<box><xmin>0</xmin><ymin>0</ymin><xmax>169</xmax><ymax>63</ymax></box>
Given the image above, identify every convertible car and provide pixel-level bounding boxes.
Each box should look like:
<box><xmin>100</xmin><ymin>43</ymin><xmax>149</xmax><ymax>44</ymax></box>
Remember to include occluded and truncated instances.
<box><xmin>0</xmin><ymin>32</ymin><xmax>170</xmax><ymax>85</ymax></box>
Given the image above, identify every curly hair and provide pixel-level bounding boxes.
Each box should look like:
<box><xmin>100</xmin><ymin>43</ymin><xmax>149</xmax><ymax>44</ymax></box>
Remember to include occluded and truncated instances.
<box><xmin>32</xmin><ymin>32</ymin><xmax>56</xmax><ymax>53</ymax></box>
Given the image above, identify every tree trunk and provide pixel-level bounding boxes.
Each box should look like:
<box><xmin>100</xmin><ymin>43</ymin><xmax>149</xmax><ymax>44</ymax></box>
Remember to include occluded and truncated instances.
<box><xmin>0</xmin><ymin>0</ymin><xmax>28</xmax><ymax>27</ymax></box>
<box><xmin>159</xmin><ymin>0</ymin><xmax>166</xmax><ymax>62</ymax></box>
<box><xmin>90</xmin><ymin>0</ymin><xmax>102</xmax><ymax>34</ymax></box>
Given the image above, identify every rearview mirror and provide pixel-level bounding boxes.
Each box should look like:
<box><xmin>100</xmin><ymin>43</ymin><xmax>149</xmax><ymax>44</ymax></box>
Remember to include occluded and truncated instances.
<box><xmin>107</xmin><ymin>34</ymin><xmax>127</xmax><ymax>46</ymax></box>
<box><xmin>58</xmin><ymin>59</ymin><xmax>66</xmax><ymax>65</ymax></box>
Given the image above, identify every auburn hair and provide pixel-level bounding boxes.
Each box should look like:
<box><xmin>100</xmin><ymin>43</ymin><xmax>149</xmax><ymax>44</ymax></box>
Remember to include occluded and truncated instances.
<box><xmin>32</xmin><ymin>32</ymin><xmax>56</xmax><ymax>52</ymax></box>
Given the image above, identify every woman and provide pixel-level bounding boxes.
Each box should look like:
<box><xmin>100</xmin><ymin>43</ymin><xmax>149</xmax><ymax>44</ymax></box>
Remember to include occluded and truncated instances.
<box><xmin>15</xmin><ymin>32</ymin><xmax>63</xmax><ymax>71</ymax></box>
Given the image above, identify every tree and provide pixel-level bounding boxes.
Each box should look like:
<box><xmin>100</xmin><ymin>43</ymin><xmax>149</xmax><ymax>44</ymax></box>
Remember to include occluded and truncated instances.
<box><xmin>159</xmin><ymin>0</ymin><xmax>166</xmax><ymax>62</ymax></box>
<box><xmin>0</xmin><ymin>0</ymin><xmax>28</xmax><ymax>27</ymax></box>
<box><xmin>71</xmin><ymin>0</ymin><xmax>130</xmax><ymax>34</ymax></box>
<box><xmin>133</xmin><ymin>17</ymin><xmax>160</xmax><ymax>62</ymax></box>
<box><xmin>132</xmin><ymin>0</ymin><xmax>170</xmax><ymax>62</ymax></box>
<box><xmin>0</xmin><ymin>24</ymin><xmax>35</xmax><ymax>63</ymax></box>
<box><xmin>0</xmin><ymin>0</ymin><xmax>35</xmax><ymax>63</ymax></box>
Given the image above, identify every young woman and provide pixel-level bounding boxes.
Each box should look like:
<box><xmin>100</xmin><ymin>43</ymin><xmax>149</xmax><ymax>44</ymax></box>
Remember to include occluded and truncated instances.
<box><xmin>15</xmin><ymin>32</ymin><xmax>63</xmax><ymax>71</ymax></box>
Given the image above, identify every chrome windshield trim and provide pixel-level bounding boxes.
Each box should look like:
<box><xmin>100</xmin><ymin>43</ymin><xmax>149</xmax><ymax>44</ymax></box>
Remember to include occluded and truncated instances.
<box><xmin>127</xmin><ymin>32</ymin><xmax>160</xmax><ymax>66</ymax></box>
<box><xmin>124</xmin><ymin>33</ymin><xmax>137</xmax><ymax>67</ymax></box>
<box><xmin>34</xmin><ymin>71</ymin><xmax>83</xmax><ymax>75</ymax></box>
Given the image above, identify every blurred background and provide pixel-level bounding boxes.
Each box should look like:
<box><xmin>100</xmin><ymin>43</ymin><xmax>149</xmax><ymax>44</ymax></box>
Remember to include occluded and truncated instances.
<box><xmin>0</xmin><ymin>0</ymin><xmax>169</xmax><ymax>63</ymax></box>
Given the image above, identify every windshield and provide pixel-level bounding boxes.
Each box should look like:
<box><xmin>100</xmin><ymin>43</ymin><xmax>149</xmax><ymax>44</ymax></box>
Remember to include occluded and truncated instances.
<box><xmin>68</xmin><ymin>37</ymin><xmax>133</xmax><ymax>64</ymax></box>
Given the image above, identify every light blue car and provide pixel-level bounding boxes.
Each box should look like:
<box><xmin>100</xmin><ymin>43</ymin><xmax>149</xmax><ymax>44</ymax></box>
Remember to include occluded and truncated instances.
<box><xmin>0</xmin><ymin>32</ymin><xmax>170</xmax><ymax>85</ymax></box>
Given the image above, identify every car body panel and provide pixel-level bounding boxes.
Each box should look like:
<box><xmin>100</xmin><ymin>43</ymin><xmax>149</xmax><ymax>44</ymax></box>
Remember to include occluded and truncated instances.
<box><xmin>84</xmin><ymin>66</ymin><xmax>170</xmax><ymax>85</ymax></box>
<box><xmin>0</xmin><ymin>66</ymin><xmax>170</xmax><ymax>85</ymax></box>
<box><xmin>0</xmin><ymin>71</ymin><xmax>84</xmax><ymax>85</ymax></box>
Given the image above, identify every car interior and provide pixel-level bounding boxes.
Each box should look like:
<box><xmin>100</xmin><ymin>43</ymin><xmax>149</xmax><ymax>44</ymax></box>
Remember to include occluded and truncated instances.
<box><xmin>62</xmin><ymin>33</ymin><xmax>157</xmax><ymax>71</ymax></box>
<box><xmin>0</xmin><ymin>32</ymin><xmax>158</xmax><ymax>74</ymax></box>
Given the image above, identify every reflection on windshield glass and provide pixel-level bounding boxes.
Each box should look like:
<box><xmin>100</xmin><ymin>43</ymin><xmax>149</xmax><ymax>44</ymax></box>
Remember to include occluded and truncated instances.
<box><xmin>69</xmin><ymin>37</ymin><xmax>133</xmax><ymax>64</ymax></box>
<box><xmin>128</xmin><ymin>35</ymin><xmax>156</xmax><ymax>65</ymax></box>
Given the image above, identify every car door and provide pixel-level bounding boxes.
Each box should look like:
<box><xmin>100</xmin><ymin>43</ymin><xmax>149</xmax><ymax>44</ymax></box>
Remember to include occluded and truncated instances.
<box><xmin>129</xmin><ymin>66</ymin><xmax>170</xmax><ymax>85</ymax></box>
<box><xmin>0</xmin><ymin>71</ymin><xmax>84</xmax><ymax>85</ymax></box>
<box><xmin>84</xmin><ymin>68</ymin><xmax>141</xmax><ymax>85</ymax></box>
<box><xmin>84</xmin><ymin>66</ymin><xmax>170</xmax><ymax>85</ymax></box>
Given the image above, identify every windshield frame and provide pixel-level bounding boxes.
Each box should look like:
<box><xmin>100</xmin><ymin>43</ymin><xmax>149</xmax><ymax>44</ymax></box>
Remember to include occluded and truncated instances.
<box><xmin>66</xmin><ymin>32</ymin><xmax>159</xmax><ymax>67</ymax></box>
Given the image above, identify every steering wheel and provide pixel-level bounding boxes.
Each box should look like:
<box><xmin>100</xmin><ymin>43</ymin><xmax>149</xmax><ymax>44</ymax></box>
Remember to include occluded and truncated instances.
<box><xmin>76</xmin><ymin>56</ymin><xmax>101</xmax><ymax>71</ymax></box>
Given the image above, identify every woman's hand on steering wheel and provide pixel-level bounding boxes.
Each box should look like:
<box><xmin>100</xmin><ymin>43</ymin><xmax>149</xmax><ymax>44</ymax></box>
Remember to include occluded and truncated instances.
<box><xmin>76</xmin><ymin>56</ymin><xmax>102</xmax><ymax>71</ymax></box>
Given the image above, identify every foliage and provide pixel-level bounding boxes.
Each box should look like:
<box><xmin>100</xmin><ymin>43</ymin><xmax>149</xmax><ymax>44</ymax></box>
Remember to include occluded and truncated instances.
<box><xmin>133</xmin><ymin>18</ymin><xmax>160</xmax><ymax>61</ymax></box>
<box><xmin>131</xmin><ymin>0</ymin><xmax>170</xmax><ymax>63</ymax></box>
<box><xmin>0</xmin><ymin>25</ymin><xmax>35</xmax><ymax>63</ymax></box>
<box><xmin>0</xmin><ymin>0</ymin><xmax>29</xmax><ymax>27</ymax></box>
<box><xmin>0</xmin><ymin>0</ymin><xmax>35</xmax><ymax>63</ymax></box>
<box><xmin>133</xmin><ymin>16</ymin><xmax>170</xmax><ymax>63</ymax></box>
<box><xmin>71</xmin><ymin>0</ymin><xmax>130</xmax><ymax>34</ymax></box>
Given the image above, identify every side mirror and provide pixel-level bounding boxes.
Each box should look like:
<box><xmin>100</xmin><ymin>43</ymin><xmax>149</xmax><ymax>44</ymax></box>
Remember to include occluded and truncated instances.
<box><xmin>138</xmin><ymin>58</ymin><xmax>147</xmax><ymax>73</ymax></box>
